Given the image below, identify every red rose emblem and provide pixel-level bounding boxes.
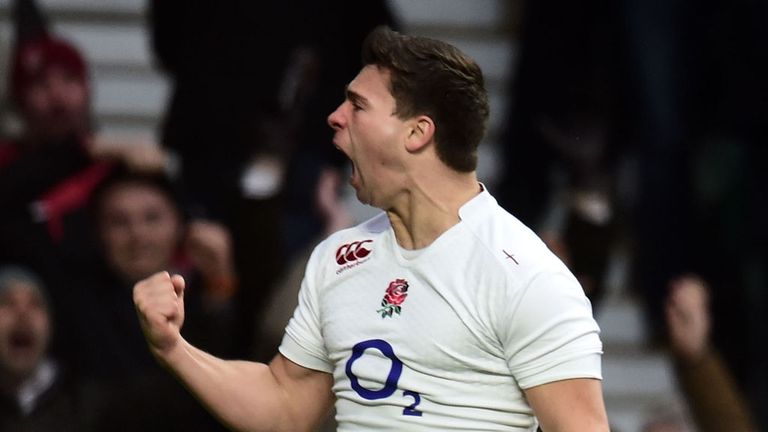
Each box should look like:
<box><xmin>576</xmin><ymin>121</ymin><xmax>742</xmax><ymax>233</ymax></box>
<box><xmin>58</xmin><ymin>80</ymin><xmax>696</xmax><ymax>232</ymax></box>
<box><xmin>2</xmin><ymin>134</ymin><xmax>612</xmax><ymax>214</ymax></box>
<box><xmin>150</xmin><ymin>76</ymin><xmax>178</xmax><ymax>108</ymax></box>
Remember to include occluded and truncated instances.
<box><xmin>377</xmin><ymin>278</ymin><xmax>409</xmax><ymax>318</ymax></box>
<box><xmin>383</xmin><ymin>279</ymin><xmax>408</xmax><ymax>306</ymax></box>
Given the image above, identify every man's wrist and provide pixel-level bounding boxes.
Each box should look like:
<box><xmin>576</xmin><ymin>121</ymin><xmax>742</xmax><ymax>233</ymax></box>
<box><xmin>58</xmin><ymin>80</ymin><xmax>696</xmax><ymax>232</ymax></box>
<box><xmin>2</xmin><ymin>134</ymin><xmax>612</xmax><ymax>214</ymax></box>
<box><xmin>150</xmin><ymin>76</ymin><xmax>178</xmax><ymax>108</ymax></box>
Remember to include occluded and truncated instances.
<box><xmin>152</xmin><ymin>336</ymin><xmax>189</xmax><ymax>368</ymax></box>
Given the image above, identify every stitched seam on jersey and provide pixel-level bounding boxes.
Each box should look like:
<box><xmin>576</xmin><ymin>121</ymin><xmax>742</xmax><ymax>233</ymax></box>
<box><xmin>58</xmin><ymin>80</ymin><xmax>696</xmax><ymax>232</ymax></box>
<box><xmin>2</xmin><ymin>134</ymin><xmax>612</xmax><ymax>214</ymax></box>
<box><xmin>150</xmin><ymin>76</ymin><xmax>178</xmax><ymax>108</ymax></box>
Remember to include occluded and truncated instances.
<box><xmin>451</xmin><ymin>220</ymin><xmax>526</xmax><ymax>352</ymax></box>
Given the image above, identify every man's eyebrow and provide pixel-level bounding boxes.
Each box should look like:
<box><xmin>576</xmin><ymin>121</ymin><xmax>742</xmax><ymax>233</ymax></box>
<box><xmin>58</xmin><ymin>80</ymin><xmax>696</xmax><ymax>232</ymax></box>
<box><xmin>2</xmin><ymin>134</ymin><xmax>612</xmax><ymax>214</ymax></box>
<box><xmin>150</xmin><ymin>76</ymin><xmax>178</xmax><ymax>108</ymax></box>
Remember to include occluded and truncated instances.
<box><xmin>345</xmin><ymin>86</ymin><xmax>369</xmax><ymax>108</ymax></box>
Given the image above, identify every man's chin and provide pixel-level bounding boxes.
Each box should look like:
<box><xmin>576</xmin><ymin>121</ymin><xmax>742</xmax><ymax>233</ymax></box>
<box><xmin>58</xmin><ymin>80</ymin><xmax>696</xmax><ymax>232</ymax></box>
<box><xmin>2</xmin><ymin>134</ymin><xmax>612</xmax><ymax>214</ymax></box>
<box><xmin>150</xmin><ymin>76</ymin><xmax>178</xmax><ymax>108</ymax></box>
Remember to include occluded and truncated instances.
<box><xmin>356</xmin><ymin>193</ymin><xmax>384</xmax><ymax>210</ymax></box>
<box><xmin>353</xmin><ymin>187</ymin><xmax>371</xmax><ymax>206</ymax></box>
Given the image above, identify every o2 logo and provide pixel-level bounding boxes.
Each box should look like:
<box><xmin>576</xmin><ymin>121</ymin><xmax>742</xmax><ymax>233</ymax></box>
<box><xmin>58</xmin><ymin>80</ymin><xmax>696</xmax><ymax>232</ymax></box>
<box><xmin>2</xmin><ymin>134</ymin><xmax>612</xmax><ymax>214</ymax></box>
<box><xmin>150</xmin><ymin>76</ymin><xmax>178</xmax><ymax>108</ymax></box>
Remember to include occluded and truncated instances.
<box><xmin>344</xmin><ymin>339</ymin><xmax>423</xmax><ymax>417</ymax></box>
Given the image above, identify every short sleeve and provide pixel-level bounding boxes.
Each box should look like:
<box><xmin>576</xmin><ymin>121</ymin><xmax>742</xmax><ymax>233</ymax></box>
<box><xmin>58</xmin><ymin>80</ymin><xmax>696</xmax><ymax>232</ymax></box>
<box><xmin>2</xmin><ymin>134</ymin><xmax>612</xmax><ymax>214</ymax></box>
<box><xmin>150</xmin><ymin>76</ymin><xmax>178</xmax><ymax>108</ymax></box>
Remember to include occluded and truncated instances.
<box><xmin>278</xmin><ymin>244</ymin><xmax>334</xmax><ymax>373</ymax></box>
<box><xmin>500</xmin><ymin>271</ymin><xmax>603</xmax><ymax>389</ymax></box>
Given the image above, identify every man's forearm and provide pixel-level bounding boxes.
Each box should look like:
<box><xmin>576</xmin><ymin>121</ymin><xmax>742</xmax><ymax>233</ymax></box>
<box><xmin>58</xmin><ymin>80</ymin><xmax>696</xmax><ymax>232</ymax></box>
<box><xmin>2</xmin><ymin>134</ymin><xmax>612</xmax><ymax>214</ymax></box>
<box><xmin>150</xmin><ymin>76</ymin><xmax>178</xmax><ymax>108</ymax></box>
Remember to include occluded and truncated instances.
<box><xmin>158</xmin><ymin>339</ymin><xmax>314</xmax><ymax>432</ymax></box>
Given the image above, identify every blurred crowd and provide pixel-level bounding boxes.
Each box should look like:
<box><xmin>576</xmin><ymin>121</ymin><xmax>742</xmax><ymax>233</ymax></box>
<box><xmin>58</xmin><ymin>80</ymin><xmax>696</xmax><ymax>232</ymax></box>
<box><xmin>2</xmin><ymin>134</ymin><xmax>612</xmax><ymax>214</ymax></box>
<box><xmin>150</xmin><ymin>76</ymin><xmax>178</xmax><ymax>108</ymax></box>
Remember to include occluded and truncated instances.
<box><xmin>0</xmin><ymin>0</ymin><xmax>765</xmax><ymax>431</ymax></box>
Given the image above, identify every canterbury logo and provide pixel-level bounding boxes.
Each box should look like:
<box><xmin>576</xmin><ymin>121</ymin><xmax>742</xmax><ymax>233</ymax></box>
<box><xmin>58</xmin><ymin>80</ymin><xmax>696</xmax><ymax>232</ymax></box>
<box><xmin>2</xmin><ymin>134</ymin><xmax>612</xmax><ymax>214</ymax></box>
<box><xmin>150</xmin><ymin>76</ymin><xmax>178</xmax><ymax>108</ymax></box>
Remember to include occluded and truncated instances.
<box><xmin>336</xmin><ymin>240</ymin><xmax>373</xmax><ymax>265</ymax></box>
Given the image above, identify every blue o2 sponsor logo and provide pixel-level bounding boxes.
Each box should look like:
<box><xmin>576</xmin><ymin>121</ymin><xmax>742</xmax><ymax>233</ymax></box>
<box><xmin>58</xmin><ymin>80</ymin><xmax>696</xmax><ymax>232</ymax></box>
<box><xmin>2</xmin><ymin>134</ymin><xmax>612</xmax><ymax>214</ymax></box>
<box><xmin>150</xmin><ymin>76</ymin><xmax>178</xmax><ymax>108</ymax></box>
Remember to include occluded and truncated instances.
<box><xmin>345</xmin><ymin>339</ymin><xmax>402</xmax><ymax>400</ymax></box>
<box><xmin>345</xmin><ymin>339</ymin><xmax>423</xmax><ymax>416</ymax></box>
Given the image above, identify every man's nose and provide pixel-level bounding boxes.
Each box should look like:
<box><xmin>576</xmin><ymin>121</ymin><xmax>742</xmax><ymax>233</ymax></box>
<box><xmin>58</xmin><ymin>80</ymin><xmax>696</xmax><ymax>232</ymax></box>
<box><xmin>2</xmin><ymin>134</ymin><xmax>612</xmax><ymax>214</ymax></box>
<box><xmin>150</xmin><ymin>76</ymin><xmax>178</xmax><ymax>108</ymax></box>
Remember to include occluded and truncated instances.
<box><xmin>327</xmin><ymin>103</ymin><xmax>346</xmax><ymax>131</ymax></box>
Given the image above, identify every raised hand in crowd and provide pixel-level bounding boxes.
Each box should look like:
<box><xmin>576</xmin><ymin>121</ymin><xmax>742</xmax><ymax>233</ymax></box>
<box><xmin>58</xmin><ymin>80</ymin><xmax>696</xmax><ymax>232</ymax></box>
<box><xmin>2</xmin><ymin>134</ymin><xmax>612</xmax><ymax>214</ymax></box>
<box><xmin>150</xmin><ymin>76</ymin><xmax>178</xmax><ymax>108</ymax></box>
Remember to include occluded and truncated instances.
<box><xmin>665</xmin><ymin>275</ymin><xmax>711</xmax><ymax>364</ymax></box>
<box><xmin>87</xmin><ymin>135</ymin><xmax>169</xmax><ymax>174</ymax></box>
<box><xmin>665</xmin><ymin>275</ymin><xmax>757</xmax><ymax>432</ymax></box>
<box><xmin>184</xmin><ymin>220</ymin><xmax>237</xmax><ymax>305</ymax></box>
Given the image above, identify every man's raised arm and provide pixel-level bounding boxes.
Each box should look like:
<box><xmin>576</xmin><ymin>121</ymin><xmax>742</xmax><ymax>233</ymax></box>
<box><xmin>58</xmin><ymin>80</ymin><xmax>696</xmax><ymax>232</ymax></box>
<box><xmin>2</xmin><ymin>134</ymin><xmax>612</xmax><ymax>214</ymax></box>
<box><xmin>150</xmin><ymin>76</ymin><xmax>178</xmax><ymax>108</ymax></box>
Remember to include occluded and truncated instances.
<box><xmin>133</xmin><ymin>272</ymin><xmax>334</xmax><ymax>432</ymax></box>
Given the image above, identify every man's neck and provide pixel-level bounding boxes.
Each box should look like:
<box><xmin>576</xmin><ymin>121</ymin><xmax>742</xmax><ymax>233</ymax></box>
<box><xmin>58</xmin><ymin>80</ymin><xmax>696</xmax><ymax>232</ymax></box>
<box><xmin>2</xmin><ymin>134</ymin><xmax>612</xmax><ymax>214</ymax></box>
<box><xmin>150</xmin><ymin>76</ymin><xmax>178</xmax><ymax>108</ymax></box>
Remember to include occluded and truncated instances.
<box><xmin>386</xmin><ymin>171</ymin><xmax>480</xmax><ymax>250</ymax></box>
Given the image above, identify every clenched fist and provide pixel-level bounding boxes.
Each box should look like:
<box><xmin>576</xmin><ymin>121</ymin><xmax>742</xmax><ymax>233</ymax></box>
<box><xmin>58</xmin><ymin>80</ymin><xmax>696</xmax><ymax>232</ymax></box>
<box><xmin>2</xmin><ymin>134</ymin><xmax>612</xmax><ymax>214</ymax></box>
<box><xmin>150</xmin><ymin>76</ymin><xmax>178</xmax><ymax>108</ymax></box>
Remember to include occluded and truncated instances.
<box><xmin>133</xmin><ymin>271</ymin><xmax>186</xmax><ymax>358</ymax></box>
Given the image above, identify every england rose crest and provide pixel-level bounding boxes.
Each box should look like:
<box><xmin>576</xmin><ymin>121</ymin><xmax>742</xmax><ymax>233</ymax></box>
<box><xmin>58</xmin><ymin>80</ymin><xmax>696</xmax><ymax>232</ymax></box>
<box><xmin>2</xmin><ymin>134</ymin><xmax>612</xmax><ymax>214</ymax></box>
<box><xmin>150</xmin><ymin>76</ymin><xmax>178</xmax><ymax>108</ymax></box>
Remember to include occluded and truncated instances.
<box><xmin>377</xmin><ymin>278</ymin><xmax>409</xmax><ymax>318</ymax></box>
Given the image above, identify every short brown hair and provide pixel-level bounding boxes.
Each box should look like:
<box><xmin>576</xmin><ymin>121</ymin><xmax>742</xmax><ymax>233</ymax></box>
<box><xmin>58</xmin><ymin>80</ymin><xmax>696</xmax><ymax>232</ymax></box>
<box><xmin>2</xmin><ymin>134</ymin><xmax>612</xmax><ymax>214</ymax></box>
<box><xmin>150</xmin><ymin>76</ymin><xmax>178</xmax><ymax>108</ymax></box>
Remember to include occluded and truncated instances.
<box><xmin>361</xmin><ymin>26</ymin><xmax>489</xmax><ymax>172</ymax></box>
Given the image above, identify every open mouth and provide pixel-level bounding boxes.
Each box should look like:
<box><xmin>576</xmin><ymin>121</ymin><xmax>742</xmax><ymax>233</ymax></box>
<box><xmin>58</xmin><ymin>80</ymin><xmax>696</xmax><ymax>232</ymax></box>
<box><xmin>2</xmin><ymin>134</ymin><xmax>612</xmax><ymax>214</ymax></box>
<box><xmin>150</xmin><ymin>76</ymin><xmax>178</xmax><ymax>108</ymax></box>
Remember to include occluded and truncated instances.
<box><xmin>9</xmin><ymin>329</ymin><xmax>36</xmax><ymax>351</ymax></box>
<box><xmin>334</xmin><ymin>143</ymin><xmax>357</xmax><ymax>185</ymax></box>
<box><xmin>334</xmin><ymin>143</ymin><xmax>350</xmax><ymax>161</ymax></box>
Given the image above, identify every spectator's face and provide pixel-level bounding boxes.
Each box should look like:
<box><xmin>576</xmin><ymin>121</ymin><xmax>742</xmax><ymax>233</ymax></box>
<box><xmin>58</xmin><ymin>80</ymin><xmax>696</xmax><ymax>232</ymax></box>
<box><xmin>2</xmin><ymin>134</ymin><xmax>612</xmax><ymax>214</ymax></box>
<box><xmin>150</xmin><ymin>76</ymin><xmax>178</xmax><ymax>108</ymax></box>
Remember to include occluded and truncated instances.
<box><xmin>99</xmin><ymin>182</ymin><xmax>182</xmax><ymax>282</ymax></box>
<box><xmin>21</xmin><ymin>66</ymin><xmax>89</xmax><ymax>144</ymax></box>
<box><xmin>327</xmin><ymin>65</ymin><xmax>409</xmax><ymax>208</ymax></box>
<box><xmin>0</xmin><ymin>282</ymin><xmax>51</xmax><ymax>379</ymax></box>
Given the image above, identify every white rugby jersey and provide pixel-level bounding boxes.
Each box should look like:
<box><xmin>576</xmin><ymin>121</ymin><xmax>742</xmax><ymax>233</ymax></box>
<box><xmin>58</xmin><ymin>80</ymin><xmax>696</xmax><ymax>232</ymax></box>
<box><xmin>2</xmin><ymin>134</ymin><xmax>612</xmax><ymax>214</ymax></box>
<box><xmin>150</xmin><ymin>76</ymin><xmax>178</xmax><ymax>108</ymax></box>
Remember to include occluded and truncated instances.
<box><xmin>280</xmin><ymin>188</ymin><xmax>602</xmax><ymax>431</ymax></box>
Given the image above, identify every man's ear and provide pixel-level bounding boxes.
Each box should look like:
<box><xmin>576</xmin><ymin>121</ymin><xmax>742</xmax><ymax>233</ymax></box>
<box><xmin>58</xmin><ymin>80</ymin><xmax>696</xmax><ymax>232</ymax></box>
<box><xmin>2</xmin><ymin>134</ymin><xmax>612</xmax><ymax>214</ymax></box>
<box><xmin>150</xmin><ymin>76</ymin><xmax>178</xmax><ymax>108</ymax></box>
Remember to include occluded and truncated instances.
<box><xmin>405</xmin><ymin>115</ymin><xmax>435</xmax><ymax>153</ymax></box>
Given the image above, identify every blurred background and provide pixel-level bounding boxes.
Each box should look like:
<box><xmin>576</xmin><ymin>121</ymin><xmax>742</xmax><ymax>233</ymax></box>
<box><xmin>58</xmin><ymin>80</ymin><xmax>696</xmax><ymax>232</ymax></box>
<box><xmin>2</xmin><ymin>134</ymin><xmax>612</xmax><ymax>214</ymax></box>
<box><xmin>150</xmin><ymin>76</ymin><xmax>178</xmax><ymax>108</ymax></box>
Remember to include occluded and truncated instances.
<box><xmin>0</xmin><ymin>1</ymin><xmax>765</xmax><ymax>431</ymax></box>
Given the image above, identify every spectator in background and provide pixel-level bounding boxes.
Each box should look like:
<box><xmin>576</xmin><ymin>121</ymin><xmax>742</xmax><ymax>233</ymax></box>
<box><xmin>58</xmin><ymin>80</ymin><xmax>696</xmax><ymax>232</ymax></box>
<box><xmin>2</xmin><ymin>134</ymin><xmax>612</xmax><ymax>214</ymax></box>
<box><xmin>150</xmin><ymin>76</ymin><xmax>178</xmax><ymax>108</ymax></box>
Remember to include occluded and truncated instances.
<box><xmin>665</xmin><ymin>275</ymin><xmax>757</xmax><ymax>432</ymax></box>
<box><xmin>56</xmin><ymin>168</ymin><xmax>233</xmax><ymax>431</ymax></box>
<box><xmin>0</xmin><ymin>0</ymin><xmax>166</xmax><ymax>343</ymax></box>
<box><xmin>0</xmin><ymin>17</ymin><xmax>109</xmax><ymax>272</ymax></box>
<box><xmin>148</xmin><ymin>0</ymin><xmax>397</xmax><ymax>357</ymax></box>
<box><xmin>70</xmin><ymin>168</ymin><xmax>237</xmax><ymax>374</ymax></box>
<box><xmin>0</xmin><ymin>265</ymin><xmax>88</xmax><ymax>432</ymax></box>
